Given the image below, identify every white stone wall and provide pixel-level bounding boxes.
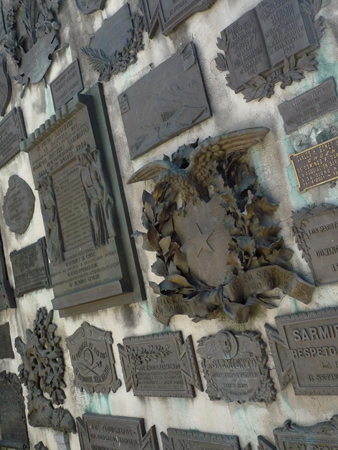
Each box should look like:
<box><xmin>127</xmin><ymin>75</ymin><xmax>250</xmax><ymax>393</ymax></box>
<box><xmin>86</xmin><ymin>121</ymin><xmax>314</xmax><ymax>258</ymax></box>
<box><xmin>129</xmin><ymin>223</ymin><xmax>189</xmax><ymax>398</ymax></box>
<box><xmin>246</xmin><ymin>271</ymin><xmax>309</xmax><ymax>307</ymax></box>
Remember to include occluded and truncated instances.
<box><xmin>1</xmin><ymin>0</ymin><xmax>338</xmax><ymax>448</ymax></box>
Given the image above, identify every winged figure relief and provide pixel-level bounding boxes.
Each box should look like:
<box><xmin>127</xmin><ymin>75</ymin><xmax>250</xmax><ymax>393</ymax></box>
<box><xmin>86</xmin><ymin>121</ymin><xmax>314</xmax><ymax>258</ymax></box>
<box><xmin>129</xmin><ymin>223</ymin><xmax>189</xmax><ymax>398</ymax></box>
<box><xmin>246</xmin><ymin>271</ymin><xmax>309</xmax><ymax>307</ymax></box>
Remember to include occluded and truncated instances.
<box><xmin>128</xmin><ymin>128</ymin><xmax>314</xmax><ymax>325</ymax></box>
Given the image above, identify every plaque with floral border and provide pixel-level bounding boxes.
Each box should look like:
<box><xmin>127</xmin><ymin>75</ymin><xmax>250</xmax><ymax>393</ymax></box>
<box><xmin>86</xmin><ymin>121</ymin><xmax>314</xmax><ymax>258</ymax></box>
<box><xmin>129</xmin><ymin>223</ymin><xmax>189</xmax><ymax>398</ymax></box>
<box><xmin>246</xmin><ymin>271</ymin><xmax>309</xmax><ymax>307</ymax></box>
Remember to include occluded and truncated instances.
<box><xmin>66</xmin><ymin>322</ymin><xmax>121</xmax><ymax>394</ymax></box>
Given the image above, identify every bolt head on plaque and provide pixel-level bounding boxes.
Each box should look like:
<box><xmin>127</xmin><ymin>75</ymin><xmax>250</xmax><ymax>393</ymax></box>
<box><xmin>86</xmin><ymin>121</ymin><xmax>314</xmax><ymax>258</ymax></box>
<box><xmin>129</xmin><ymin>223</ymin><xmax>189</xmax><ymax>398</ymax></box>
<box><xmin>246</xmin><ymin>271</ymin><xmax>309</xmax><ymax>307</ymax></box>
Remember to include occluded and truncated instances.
<box><xmin>3</xmin><ymin>175</ymin><xmax>35</xmax><ymax>235</ymax></box>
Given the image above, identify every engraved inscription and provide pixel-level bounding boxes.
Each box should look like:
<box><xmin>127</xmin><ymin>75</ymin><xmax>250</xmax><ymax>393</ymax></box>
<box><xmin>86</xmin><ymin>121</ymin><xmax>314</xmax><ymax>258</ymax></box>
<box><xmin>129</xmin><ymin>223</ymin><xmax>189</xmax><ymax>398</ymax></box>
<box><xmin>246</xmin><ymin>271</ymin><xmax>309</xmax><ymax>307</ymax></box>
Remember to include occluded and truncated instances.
<box><xmin>278</xmin><ymin>78</ymin><xmax>338</xmax><ymax>134</ymax></box>
<box><xmin>0</xmin><ymin>107</ymin><xmax>26</xmax><ymax>168</ymax></box>
<box><xmin>161</xmin><ymin>429</ymin><xmax>242</xmax><ymax>450</ymax></box>
<box><xmin>266</xmin><ymin>308</ymin><xmax>338</xmax><ymax>395</ymax></box>
<box><xmin>118</xmin><ymin>331</ymin><xmax>203</xmax><ymax>398</ymax></box>
<box><xmin>51</xmin><ymin>59</ymin><xmax>83</xmax><ymax>111</ymax></box>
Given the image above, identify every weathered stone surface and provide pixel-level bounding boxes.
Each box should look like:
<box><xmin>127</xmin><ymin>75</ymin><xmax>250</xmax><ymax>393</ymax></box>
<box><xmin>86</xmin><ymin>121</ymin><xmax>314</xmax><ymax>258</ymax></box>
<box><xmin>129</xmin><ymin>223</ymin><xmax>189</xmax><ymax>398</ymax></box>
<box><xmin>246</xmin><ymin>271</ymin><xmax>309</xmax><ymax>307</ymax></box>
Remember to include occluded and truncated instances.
<box><xmin>77</xmin><ymin>414</ymin><xmax>159</xmax><ymax>450</ymax></box>
<box><xmin>119</xmin><ymin>42</ymin><xmax>211</xmax><ymax>159</ymax></box>
<box><xmin>118</xmin><ymin>331</ymin><xmax>203</xmax><ymax>397</ymax></box>
<box><xmin>66</xmin><ymin>322</ymin><xmax>121</xmax><ymax>394</ymax></box>
<box><xmin>161</xmin><ymin>429</ymin><xmax>243</xmax><ymax>450</ymax></box>
<box><xmin>3</xmin><ymin>175</ymin><xmax>35</xmax><ymax>234</ymax></box>
<box><xmin>278</xmin><ymin>77</ymin><xmax>338</xmax><ymax>134</ymax></box>
<box><xmin>0</xmin><ymin>371</ymin><xmax>29</xmax><ymax>450</ymax></box>
<box><xmin>10</xmin><ymin>238</ymin><xmax>51</xmax><ymax>297</ymax></box>
<box><xmin>50</xmin><ymin>59</ymin><xmax>83</xmax><ymax>111</ymax></box>
<box><xmin>0</xmin><ymin>323</ymin><xmax>14</xmax><ymax>359</ymax></box>
<box><xmin>140</xmin><ymin>0</ymin><xmax>218</xmax><ymax>37</ymax></box>
<box><xmin>266</xmin><ymin>307</ymin><xmax>338</xmax><ymax>395</ymax></box>
<box><xmin>0</xmin><ymin>107</ymin><xmax>26</xmax><ymax>168</ymax></box>
<box><xmin>198</xmin><ymin>330</ymin><xmax>276</xmax><ymax>403</ymax></box>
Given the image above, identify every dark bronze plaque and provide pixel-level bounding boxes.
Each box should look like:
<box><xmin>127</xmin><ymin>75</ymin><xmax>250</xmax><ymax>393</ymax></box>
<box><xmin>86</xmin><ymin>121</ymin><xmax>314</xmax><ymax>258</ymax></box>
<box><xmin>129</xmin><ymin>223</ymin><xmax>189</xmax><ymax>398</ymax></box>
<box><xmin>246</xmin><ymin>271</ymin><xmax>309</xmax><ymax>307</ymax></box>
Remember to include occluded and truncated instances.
<box><xmin>75</xmin><ymin>0</ymin><xmax>106</xmax><ymax>14</ymax></box>
<box><xmin>3</xmin><ymin>175</ymin><xmax>35</xmax><ymax>235</ymax></box>
<box><xmin>0</xmin><ymin>54</ymin><xmax>11</xmax><ymax>116</ymax></box>
<box><xmin>66</xmin><ymin>322</ymin><xmax>121</xmax><ymax>394</ymax></box>
<box><xmin>140</xmin><ymin>0</ymin><xmax>218</xmax><ymax>37</ymax></box>
<box><xmin>0</xmin><ymin>371</ymin><xmax>29</xmax><ymax>450</ymax></box>
<box><xmin>198</xmin><ymin>330</ymin><xmax>275</xmax><ymax>403</ymax></box>
<box><xmin>77</xmin><ymin>414</ymin><xmax>159</xmax><ymax>450</ymax></box>
<box><xmin>216</xmin><ymin>0</ymin><xmax>324</xmax><ymax>102</ymax></box>
<box><xmin>0</xmin><ymin>1</ymin><xmax>5</xmax><ymax>43</ymax></box>
<box><xmin>265</xmin><ymin>307</ymin><xmax>338</xmax><ymax>395</ymax></box>
<box><xmin>0</xmin><ymin>233</ymin><xmax>15</xmax><ymax>310</ymax></box>
<box><xmin>0</xmin><ymin>107</ymin><xmax>27</xmax><ymax>168</ymax></box>
<box><xmin>162</xmin><ymin>429</ymin><xmax>242</xmax><ymax>450</ymax></box>
<box><xmin>50</xmin><ymin>59</ymin><xmax>84</xmax><ymax>111</ymax></box>
<box><xmin>118</xmin><ymin>331</ymin><xmax>203</xmax><ymax>397</ymax></box>
<box><xmin>22</xmin><ymin>84</ymin><xmax>145</xmax><ymax>317</ymax></box>
<box><xmin>293</xmin><ymin>205</ymin><xmax>338</xmax><ymax>285</ymax></box>
<box><xmin>290</xmin><ymin>136</ymin><xmax>338</xmax><ymax>191</ymax></box>
<box><xmin>259</xmin><ymin>416</ymin><xmax>338</xmax><ymax>450</ymax></box>
<box><xmin>279</xmin><ymin>78</ymin><xmax>338</xmax><ymax>134</ymax></box>
<box><xmin>10</xmin><ymin>238</ymin><xmax>51</xmax><ymax>297</ymax></box>
<box><xmin>82</xmin><ymin>4</ymin><xmax>144</xmax><ymax>82</ymax></box>
<box><xmin>119</xmin><ymin>42</ymin><xmax>211</xmax><ymax>159</ymax></box>
<box><xmin>0</xmin><ymin>323</ymin><xmax>14</xmax><ymax>359</ymax></box>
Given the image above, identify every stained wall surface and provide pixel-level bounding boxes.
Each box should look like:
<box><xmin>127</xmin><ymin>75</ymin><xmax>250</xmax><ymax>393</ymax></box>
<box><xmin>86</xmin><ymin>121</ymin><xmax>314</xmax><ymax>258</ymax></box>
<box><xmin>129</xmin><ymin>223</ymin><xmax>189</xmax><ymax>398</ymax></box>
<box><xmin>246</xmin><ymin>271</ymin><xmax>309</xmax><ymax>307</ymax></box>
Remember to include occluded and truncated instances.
<box><xmin>0</xmin><ymin>0</ymin><xmax>338</xmax><ymax>449</ymax></box>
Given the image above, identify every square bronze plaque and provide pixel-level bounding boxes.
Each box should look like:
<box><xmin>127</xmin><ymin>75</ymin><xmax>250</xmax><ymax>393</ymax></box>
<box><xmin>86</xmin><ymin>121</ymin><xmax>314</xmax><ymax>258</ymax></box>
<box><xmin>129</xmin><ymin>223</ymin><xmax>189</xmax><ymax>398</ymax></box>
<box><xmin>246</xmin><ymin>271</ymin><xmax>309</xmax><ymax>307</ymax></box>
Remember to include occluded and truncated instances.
<box><xmin>266</xmin><ymin>307</ymin><xmax>338</xmax><ymax>395</ymax></box>
<box><xmin>118</xmin><ymin>331</ymin><xmax>203</xmax><ymax>397</ymax></box>
<box><xmin>21</xmin><ymin>84</ymin><xmax>145</xmax><ymax>317</ymax></box>
<box><xmin>50</xmin><ymin>59</ymin><xmax>84</xmax><ymax>111</ymax></box>
<box><xmin>0</xmin><ymin>323</ymin><xmax>14</xmax><ymax>359</ymax></box>
<box><xmin>119</xmin><ymin>42</ymin><xmax>211</xmax><ymax>159</ymax></box>
<box><xmin>293</xmin><ymin>204</ymin><xmax>338</xmax><ymax>285</ymax></box>
<box><xmin>0</xmin><ymin>107</ymin><xmax>26</xmax><ymax>168</ymax></box>
<box><xmin>77</xmin><ymin>414</ymin><xmax>159</xmax><ymax>450</ymax></box>
<box><xmin>162</xmin><ymin>429</ymin><xmax>242</xmax><ymax>450</ymax></box>
<box><xmin>10</xmin><ymin>238</ymin><xmax>51</xmax><ymax>297</ymax></box>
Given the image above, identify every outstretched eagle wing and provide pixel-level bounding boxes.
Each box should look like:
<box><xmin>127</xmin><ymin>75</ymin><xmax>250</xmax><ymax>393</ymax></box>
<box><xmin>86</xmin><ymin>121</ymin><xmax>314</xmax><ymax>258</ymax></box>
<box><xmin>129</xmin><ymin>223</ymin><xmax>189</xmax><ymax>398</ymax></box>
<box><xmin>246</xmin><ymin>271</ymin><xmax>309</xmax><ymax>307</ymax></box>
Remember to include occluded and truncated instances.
<box><xmin>127</xmin><ymin>160</ymin><xmax>176</xmax><ymax>184</ymax></box>
<box><xmin>188</xmin><ymin>127</ymin><xmax>269</xmax><ymax>186</ymax></box>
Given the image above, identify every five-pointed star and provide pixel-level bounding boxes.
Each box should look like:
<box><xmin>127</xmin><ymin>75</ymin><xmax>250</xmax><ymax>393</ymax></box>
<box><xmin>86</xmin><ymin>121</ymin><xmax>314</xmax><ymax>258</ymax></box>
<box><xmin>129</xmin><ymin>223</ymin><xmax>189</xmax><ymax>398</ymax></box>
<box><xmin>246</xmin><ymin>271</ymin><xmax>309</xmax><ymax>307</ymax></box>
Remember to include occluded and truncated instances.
<box><xmin>192</xmin><ymin>223</ymin><xmax>214</xmax><ymax>257</ymax></box>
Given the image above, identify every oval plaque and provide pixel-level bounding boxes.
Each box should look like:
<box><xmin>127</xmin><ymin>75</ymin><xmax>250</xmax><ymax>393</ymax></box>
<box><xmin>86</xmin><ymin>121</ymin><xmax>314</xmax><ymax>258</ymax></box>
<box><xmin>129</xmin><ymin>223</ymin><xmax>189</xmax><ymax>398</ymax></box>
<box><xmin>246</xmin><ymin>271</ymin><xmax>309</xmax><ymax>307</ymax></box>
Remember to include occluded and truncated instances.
<box><xmin>3</xmin><ymin>175</ymin><xmax>35</xmax><ymax>234</ymax></box>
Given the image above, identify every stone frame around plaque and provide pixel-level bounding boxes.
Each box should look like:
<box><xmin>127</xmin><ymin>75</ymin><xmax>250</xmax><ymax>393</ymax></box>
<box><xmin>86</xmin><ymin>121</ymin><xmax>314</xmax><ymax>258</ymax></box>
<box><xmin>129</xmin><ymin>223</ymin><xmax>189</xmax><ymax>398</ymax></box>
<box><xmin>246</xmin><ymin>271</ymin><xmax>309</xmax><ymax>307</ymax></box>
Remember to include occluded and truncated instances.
<box><xmin>161</xmin><ymin>428</ymin><xmax>243</xmax><ymax>450</ymax></box>
<box><xmin>66</xmin><ymin>322</ymin><xmax>121</xmax><ymax>394</ymax></box>
<box><xmin>118</xmin><ymin>331</ymin><xmax>203</xmax><ymax>398</ymax></box>
<box><xmin>21</xmin><ymin>83</ymin><xmax>145</xmax><ymax>317</ymax></box>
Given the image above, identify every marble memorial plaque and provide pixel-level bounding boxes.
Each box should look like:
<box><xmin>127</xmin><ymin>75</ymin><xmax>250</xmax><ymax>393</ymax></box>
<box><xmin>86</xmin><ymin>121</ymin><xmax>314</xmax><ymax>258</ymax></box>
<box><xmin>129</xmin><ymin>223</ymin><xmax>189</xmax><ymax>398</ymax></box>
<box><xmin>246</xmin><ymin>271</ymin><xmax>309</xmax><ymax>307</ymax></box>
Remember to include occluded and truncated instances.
<box><xmin>140</xmin><ymin>0</ymin><xmax>218</xmax><ymax>38</ymax></box>
<box><xmin>10</xmin><ymin>238</ymin><xmax>51</xmax><ymax>297</ymax></box>
<box><xmin>216</xmin><ymin>0</ymin><xmax>324</xmax><ymax>102</ymax></box>
<box><xmin>75</xmin><ymin>0</ymin><xmax>106</xmax><ymax>14</ymax></box>
<box><xmin>82</xmin><ymin>4</ymin><xmax>144</xmax><ymax>82</ymax></box>
<box><xmin>266</xmin><ymin>307</ymin><xmax>338</xmax><ymax>395</ymax></box>
<box><xmin>0</xmin><ymin>323</ymin><xmax>14</xmax><ymax>359</ymax></box>
<box><xmin>22</xmin><ymin>84</ymin><xmax>145</xmax><ymax>317</ymax></box>
<box><xmin>118</xmin><ymin>331</ymin><xmax>203</xmax><ymax>397</ymax></box>
<box><xmin>198</xmin><ymin>330</ymin><xmax>276</xmax><ymax>403</ymax></box>
<box><xmin>51</xmin><ymin>59</ymin><xmax>84</xmax><ymax>111</ymax></box>
<box><xmin>0</xmin><ymin>54</ymin><xmax>11</xmax><ymax>116</ymax></box>
<box><xmin>77</xmin><ymin>414</ymin><xmax>159</xmax><ymax>450</ymax></box>
<box><xmin>0</xmin><ymin>107</ymin><xmax>27</xmax><ymax>168</ymax></box>
<box><xmin>119</xmin><ymin>42</ymin><xmax>211</xmax><ymax>159</ymax></box>
<box><xmin>293</xmin><ymin>205</ymin><xmax>338</xmax><ymax>285</ymax></box>
<box><xmin>3</xmin><ymin>175</ymin><xmax>35</xmax><ymax>235</ymax></box>
<box><xmin>0</xmin><ymin>371</ymin><xmax>29</xmax><ymax>449</ymax></box>
<box><xmin>0</xmin><ymin>233</ymin><xmax>15</xmax><ymax>310</ymax></box>
<box><xmin>290</xmin><ymin>136</ymin><xmax>338</xmax><ymax>191</ymax></box>
<box><xmin>279</xmin><ymin>78</ymin><xmax>338</xmax><ymax>134</ymax></box>
<box><xmin>161</xmin><ymin>429</ymin><xmax>243</xmax><ymax>450</ymax></box>
<box><xmin>66</xmin><ymin>322</ymin><xmax>121</xmax><ymax>394</ymax></box>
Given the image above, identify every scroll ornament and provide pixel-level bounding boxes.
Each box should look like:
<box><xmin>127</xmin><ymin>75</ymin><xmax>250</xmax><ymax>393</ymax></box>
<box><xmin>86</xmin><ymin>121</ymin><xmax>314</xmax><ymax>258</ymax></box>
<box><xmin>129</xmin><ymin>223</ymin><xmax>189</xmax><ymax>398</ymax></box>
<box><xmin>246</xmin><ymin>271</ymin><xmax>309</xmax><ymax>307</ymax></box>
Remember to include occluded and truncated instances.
<box><xmin>128</xmin><ymin>128</ymin><xmax>314</xmax><ymax>325</ymax></box>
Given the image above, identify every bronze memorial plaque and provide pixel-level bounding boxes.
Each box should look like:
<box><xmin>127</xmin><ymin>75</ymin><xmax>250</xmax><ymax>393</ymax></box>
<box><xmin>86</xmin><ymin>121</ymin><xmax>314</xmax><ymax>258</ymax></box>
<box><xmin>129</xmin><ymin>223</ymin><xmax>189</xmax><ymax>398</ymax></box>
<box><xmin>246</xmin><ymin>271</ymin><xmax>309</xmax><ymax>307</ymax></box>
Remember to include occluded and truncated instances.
<box><xmin>0</xmin><ymin>233</ymin><xmax>15</xmax><ymax>310</ymax></box>
<box><xmin>0</xmin><ymin>371</ymin><xmax>29</xmax><ymax>450</ymax></box>
<box><xmin>198</xmin><ymin>330</ymin><xmax>276</xmax><ymax>403</ymax></box>
<box><xmin>216</xmin><ymin>0</ymin><xmax>324</xmax><ymax>102</ymax></box>
<box><xmin>50</xmin><ymin>59</ymin><xmax>84</xmax><ymax>111</ymax></box>
<box><xmin>0</xmin><ymin>54</ymin><xmax>11</xmax><ymax>116</ymax></box>
<box><xmin>278</xmin><ymin>78</ymin><xmax>338</xmax><ymax>134</ymax></box>
<box><xmin>21</xmin><ymin>84</ymin><xmax>145</xmax><ymax>317</ymax></box>
<box><xmin>82</xmin><ymin>3</ymin><xmax>144</xmax><ymax>82</ymax></box>
<box><xmin>10</xmin><ymin>238</ymin><xmax>51</xmax><ymax>297</ymax></box>
<box><xmin>119</xmin><ymin>42</ymin><xmax>211</xmax><ymax>159</ymax></box>
<box><xmin>162</xmin><ymin>429</ymin><xmax>243</xmax><ymax>450</ymax></box>
<box><xmin>77</xmin><ymin>414</ymin><xmax>159</xmax><ymax>450</ymax></box>
<box><xmin>293</xmin><ymin>204</ymin><xmax>338</xmax><ymax>285</ymax></box>
<box><xmin>290</xmin><ymin>137</ymin><xmax>338</xmax><ymax>191</ymax></box>
<box><xmin>0</xmin><ymin>107</ymin><xmax>27</xmax><ymax>168</ymax></box>
<box><xmin>3</xmin><ymin>175</ymin><xmax>35</xmax><ymax>235</ymax></box>
<box><xmin>265</xmin><ymin>307</ymin><xmax>338</xmax><ymax>395</ymax></box>
<box><xmin>0</xmin><ymin>323</ymin><xmax>14</xmax><ymax>359</ymax></box>
<box><xmin>118</xmin><ymin>331</ymin><xmax>203</xmax><ymax>397</ymax></box>
<box><xmin>75</xmin><ymin>0</ymin><xmax>106</xmax><ymax>15</ymax></box>
<box><xmin>66</xmin><ymin>322</ymin><xmax>121</xmax><ymax>394</ymax></box>
<box><xmin>140</xmin><ymin>0</ymin><xmax>218</xmax><ymax>38</ymax></box>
